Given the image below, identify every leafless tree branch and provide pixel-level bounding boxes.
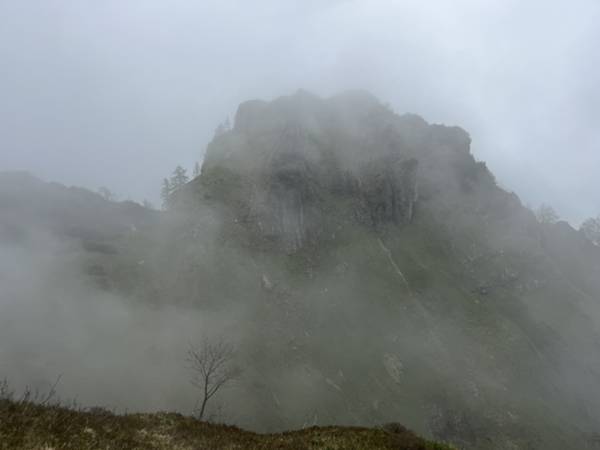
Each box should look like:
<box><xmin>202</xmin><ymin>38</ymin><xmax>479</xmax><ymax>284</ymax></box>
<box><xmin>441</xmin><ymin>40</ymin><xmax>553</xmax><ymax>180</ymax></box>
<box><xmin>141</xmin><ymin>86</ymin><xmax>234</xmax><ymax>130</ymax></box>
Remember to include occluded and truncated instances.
<box><xmin>186</xmin><ymin>337</ymin><xmax>240</xmax><ymax>420</ymax></box>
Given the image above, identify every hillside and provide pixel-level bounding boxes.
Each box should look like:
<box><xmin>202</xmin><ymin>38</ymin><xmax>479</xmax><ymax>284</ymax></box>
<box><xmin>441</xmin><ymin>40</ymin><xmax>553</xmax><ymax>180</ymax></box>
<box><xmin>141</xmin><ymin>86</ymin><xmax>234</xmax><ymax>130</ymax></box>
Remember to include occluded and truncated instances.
<box><xmin>2</xmin><ymin>91</ymin><xmax>600</xmax><ymax>449</ymax></box>
<box><xmin>0</xmin><ymin>397</ymin><xmax>451</xmax><ymax>450</ymax></box>
<box><xmin>0</xmin><ymin>171</ymin><xmax>157</xmax><ymax>243</ymax></box>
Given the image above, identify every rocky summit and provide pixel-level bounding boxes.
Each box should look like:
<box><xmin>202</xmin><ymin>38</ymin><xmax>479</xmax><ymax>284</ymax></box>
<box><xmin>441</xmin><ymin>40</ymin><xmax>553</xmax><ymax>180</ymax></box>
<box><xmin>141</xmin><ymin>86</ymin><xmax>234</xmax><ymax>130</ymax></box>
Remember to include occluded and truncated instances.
<box><xmin>186</xmin><ymin>91</ymin><xmax>476</xmax><ymax>250</ymax></box>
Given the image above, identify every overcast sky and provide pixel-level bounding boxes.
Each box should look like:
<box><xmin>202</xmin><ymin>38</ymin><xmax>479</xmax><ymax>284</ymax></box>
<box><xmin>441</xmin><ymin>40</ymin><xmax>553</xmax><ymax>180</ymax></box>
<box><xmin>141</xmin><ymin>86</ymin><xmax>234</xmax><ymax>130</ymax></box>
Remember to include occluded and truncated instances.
<box><xmin>0</xmin><ymin>0</ymin><xmax>598</xmax><ymax>224</ymax></box>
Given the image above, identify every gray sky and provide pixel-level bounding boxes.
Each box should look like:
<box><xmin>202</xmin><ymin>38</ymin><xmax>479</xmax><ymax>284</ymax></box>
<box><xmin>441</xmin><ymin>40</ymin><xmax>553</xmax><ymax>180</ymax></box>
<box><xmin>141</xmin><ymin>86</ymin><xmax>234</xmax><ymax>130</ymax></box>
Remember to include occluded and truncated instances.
<box><xmin>0</xmin><ymin>0</ymin><xmax>598</xmax><ymax>224</ymax></box>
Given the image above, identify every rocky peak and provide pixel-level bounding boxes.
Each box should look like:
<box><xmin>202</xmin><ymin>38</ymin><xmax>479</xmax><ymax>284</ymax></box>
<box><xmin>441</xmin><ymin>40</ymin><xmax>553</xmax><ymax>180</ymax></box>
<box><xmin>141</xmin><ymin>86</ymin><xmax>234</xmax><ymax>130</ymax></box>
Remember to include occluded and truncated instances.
<box><xmin>194</xmin><ymin>91</ymin><xmax>487</xmax><ymax>252</ymax></box>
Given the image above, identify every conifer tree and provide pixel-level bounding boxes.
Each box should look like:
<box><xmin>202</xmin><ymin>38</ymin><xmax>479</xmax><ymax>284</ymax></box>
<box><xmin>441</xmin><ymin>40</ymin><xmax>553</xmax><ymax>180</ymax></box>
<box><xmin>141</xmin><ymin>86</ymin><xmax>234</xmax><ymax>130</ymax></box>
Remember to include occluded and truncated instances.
<box><xmin>160</xmin><ymin>178</ymin><xmax>172</xmax><ymax>210</ymax></box>
<box><xmin>170</xmin><ymin>165</ymin><xmax>189</xmax><ymax>190</ymax></box>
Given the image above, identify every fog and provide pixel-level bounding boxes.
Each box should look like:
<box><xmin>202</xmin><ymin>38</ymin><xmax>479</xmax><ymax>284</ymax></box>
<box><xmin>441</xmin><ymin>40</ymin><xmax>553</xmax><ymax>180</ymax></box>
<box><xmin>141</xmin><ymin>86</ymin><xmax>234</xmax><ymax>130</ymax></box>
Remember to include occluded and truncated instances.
<box><xmin>0</xmin><ymin>230</ymin><xmax>216</xmax><ymax>413</ymax></box>
<box><xmin>1</xmin><ymin>3</ymin><xmax>600</xmax><ymax>449</ymax></box>
<box><xmin>1</xmin><ymin>0</ymin><xmax>599</xmax><ymax>223</ymax></box>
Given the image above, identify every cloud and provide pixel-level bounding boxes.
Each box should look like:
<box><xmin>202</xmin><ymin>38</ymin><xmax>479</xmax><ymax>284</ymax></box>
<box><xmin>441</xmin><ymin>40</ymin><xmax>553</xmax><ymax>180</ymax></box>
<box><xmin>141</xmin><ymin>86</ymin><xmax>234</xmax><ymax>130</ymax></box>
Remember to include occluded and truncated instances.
<box><xmin>0</xmin><ymin>0</ymin><xmax>598</xmax><ymax>222</ymax></box>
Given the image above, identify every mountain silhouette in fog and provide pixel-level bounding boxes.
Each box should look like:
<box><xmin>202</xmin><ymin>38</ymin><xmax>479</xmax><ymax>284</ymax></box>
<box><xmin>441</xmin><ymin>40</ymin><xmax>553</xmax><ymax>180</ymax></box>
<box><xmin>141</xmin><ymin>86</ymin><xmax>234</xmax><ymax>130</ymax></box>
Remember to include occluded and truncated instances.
<box><xmin>2</xmin><ymin>91</ymin><xmax>600</xmax><ymax>450</ymax></box>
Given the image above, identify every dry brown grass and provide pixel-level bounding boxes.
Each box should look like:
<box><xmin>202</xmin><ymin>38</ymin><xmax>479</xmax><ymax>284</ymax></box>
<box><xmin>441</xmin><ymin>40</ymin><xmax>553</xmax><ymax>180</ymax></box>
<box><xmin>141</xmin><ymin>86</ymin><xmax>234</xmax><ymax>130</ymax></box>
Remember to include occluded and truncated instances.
<box><xmin>0</xmin><ymin>397</ymin><xmax>453</xmax><ymax>450</ymax></box>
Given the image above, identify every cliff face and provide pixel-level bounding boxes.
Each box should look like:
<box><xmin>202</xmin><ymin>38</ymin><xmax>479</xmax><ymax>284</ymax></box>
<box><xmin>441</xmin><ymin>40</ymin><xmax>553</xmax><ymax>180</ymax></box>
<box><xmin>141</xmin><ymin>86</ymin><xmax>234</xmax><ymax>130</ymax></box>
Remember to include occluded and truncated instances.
<box><xmin>359</xmin><ymin>156</ymin><xmax>419</xmax><ymax>226</ymax></box>
<box><xmin>193</xmin><ymin>91</ymin><xmax>470</xmax><ymax>252</ymax></box>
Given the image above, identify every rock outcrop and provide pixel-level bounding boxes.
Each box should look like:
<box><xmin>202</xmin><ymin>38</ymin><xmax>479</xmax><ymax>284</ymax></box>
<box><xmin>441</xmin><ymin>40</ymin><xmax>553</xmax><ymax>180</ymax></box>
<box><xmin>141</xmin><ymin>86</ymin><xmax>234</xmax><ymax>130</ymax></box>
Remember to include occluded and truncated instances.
<box><xmin>192</xmin><ymin>91</ymin><xmax>453</xmax><ymax>251</ymax></box>
<box><xmin>359</xmin><ymin>156</ymin><xmax>419</xmax><ymax>227</ymax></box>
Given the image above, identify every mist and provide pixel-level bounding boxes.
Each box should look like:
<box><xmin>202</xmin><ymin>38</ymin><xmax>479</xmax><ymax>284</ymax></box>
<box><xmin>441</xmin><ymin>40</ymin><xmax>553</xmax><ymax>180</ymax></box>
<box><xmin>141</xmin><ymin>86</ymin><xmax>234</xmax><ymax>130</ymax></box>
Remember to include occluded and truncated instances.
<box><xmin>1</xmin><ymin>0</ymin><xmax>599</xmax><ymax>223</ymax></box>
<box><xmin>0</xmin><ymin>229</ymin><xmax>225</xmax><ymax>414</ymax></box>
<box><xmin>1</xmin><ymin>3</ymin><xmax>600</xmax><ymax>449</ymax></box>
<box><xmin>2</xmin><ymin>90</ymin><xmax>600</xmax><ymax>447</ymax></box>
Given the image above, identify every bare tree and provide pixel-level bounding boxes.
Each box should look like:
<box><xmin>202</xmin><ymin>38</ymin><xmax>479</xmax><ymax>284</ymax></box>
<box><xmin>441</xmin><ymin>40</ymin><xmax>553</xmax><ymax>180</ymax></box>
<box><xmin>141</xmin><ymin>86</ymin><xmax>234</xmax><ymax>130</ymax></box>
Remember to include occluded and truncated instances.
<box><xmin>186</xmin><ymin>338</ymin><xmax>239</xmax><ymax>420</ymax></box>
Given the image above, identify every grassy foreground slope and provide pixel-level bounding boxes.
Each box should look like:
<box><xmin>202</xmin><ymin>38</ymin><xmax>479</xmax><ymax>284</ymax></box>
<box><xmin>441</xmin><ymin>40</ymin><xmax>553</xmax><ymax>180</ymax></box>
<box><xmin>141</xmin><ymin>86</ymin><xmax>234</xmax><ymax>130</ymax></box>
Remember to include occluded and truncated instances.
<box><xmin>0</xmin><ymin>399</ymin><xmax>452</xmax><ymax>450</ymax></box>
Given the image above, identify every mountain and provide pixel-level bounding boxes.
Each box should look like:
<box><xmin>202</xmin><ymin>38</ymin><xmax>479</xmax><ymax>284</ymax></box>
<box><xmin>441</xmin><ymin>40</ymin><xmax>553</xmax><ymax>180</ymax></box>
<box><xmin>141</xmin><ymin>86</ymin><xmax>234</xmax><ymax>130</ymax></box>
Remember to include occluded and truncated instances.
<box><xmin>0</xmin><ymin>171</ymin><xmax>159</xmax><ymax>292</ymax></box>
<box><xmin>2</xmin><ymin>91</ymin><xmax>600</xmax><ymax>449</ymax></box>
<box><xmin>0</xmin><ymin>171</ymin><xmax>157</xmax><ymax>244</ymax></box>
